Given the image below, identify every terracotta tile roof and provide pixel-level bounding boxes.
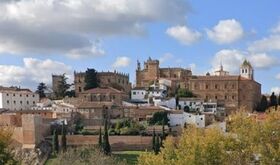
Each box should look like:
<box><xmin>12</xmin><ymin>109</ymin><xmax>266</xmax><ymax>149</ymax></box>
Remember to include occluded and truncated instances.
<box><xmin>0</xmin><ymin>86</ymin><xmax>33</xmax><ymax>93</ymax></box>
<box><xmin>74</xmin><ymin>101</ymin><xmax>114</xmax><ymax>109</ymax></box>
<box><xmin>191</xmin><ymin>75</ymin><xmax>240</xmax><ymax>81</ymax></box>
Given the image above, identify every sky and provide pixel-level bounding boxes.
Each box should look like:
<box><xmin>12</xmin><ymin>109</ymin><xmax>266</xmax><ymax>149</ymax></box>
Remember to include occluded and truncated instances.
<box><xmin>0</xmin><ymin>0</ymin><xmax>279</xmax><ymax>94</ymax></box>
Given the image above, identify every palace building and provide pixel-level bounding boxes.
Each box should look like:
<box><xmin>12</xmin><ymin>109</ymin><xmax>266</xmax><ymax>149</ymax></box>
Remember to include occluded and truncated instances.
<box><xmin>136</xmin><ymin>58</ymin><xmax>261</xmax><ymax>113</ymax></box>
<box><xmin>74</xmin><ymin>70</ymin><xmax>131</xmax><ymax>96</ymax></box>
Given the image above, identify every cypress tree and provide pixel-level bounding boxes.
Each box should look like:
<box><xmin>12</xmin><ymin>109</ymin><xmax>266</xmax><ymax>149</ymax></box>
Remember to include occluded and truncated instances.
<box><xmin>103</xmin><ymin>119</ymin><xmax>111</xmax><ymax>155</ymax></box>
<box><xmin>270</xmin><ymin>92</ymin><xmax>277</xmax><ymax>110</ymax></box>
<box><xmin>61</xmin><ymin>121</ymin><xmax>67</xmax><ymax>152</ymax></box>
<box><xmin>162</xmin><ymin>119</ymin><xmax>166</xmax><ymax>140</ymax></box>
<box><xmin>152</xmin><ymin>128</ymin><xmax>156</xmax><ymax>152</ymax></box>
<box><xmin>258</xmin><ymin>95</ymin><xmax>268</xmax><ymax>112</ymax></box>
<box><xmin>278</xmin><ymin>94</ymin><xmax>280</xmax><ymax>110</ymax></box>
<box><xmin>155</xmin><ymin>134</ymin><xmax>160</xmax><ymax>155</ymax></box>
<box><xmin>84</xmin><ymin>68</ymin><xmax>100</xmax><ymax>90</ymax></box>
<box><xmin>98</xmin><ymin>127</ymin><xmax>102</xmax><ymax>148</ymax></box>
<box><xmin>52</xmin><ymin>129</ymin><xmax>59</xmax><ymax>155</ymax></box>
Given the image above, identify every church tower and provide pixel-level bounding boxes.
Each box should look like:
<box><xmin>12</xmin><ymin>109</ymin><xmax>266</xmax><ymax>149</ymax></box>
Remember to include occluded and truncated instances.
<box><xmin>240</xmin><ymin>60</ymin><xmax>254</xmax><ymax>80</ymax></box>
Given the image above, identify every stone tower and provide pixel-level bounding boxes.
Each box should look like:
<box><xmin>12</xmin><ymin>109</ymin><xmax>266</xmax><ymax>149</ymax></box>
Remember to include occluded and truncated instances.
<box><xmin>240</xmin><ymin>60</ymin><xmax>254</xmax><ymax>80</ymax></box>
<box><xmin>144</xmin><ymin>57</ymin><xmax>159</xmax><ymax>80</ymax></box>
<box><xmin>52</xmin><ymin>74</ymin><xmax>63</xmax><ymax>94</ymax></box>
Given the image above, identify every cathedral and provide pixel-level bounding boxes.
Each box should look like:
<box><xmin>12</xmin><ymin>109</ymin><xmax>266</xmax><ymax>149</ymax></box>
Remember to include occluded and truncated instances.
<box><xmin>136</xmin><ymin>58</ymin><xmax>261</xmax><ymax>113</ymax></box>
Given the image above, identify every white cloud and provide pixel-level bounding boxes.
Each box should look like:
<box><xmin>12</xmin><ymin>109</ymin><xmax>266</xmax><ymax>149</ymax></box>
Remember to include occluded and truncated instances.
<box><xmin>211</xmin><ymin>49</ymin><xmax>279</xmax><ymax>73</ymax></box>
<box><xmin>159</xmin><ymin>53</ymin><xmax>174</xmax><ymax>63</ymax></box>
<box><xmin>0</xmin><ymin>0</ymin><xmax>189</xmax><ymax>57</ymax></box>
<box><xmin>276</xmin><ymin>73</ymin><xmax>280</xmax><ymax>80</ymax></box>
<box><xmin>211</xmin><ymin>49</ymin><xmax>244</xmax><ymax>73</ymax></box>
<box><xmin>248</xmin><ymin>35</ymin><xmax>280</xmax><ymax>52</ymax></box>
<box><xmin>248</xmin><ymin>53</ymin><xmax>279</xmax><ymax>69</ymax></box>
<box><xmin>0</xmin><ymin>58</ymin><xmax>72</xmax><ymax>90</ymax></box>
<box><xmin>166</xmin><ymin>25</ymin><xmax>201</xmax><ymax>45</ymax></box>
<box><xmin>206</xmin><ymin>19</ymin><xmax>244</xmax><ymax>44</ymax></box>
<box><xmin>271</xmin><ymin>22</ymin><xmax>280</xmax><ymax>33</ymax></box>
<box><xmin>271</xmin><ymin>87</ymin><xmax>280</xmax><ymax>95</ymax></box>
<box><xmin>112</xmin><ymin>56</ymin><xmax>131</xmax><ymax>68</ymax></box>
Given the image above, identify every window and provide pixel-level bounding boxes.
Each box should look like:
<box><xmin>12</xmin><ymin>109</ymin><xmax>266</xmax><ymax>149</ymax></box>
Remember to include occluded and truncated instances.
<box><xmin>20</xmin><ymin>101</ymin><xmax>22</xmax><ymax>104</ymax></box>
<box><xmin>32</xmin><ymin>95</ymin><xmax>35</xmax><ymax>97</ymax></box>
<box><xmin>133</xmin><ymin>92</ymin><xmax>136</xmax><ymax>95</ymax></box>
<box><xmin>225</xmin><ymin>84</ymin><xmax>227</xmax><ymax>89</ymax></box>
<box><xmin>215</xmin><ymin>96</ymin><xmax>218</xmax><ymax>99</ymax></box>
<box><xmin>13</xmin><ymin>94</ymin><xmax>15</xmax><ymax>96</ymax></box>
<box><xmin>14</xmin><ymin>101</ymin><xmax>16</xmax><ymax>104</ymax></box>
<box><xmin>26</xmin><ymin>94</ymin><xmax>29</xmax><ymax>97</ymax></box>
<box><xmin>79</xmin><ymin>87</ymin><xmax>82</xmax><ymax>92</ymax></box>
<box><xmin>6</xmin><ymin>94</ymin><xmax>9</xmax><ymax>96</ymax></box>
<box><xmin>215</xmin><ymin>84</ymin><xmax>218</xmax><ymax>89</ymax></box>
<box><xmin>232</xmin><ymin>96</ymin><xmax>235</xmax><ymax>100</ymax></box>
<box><xmin>20</xmin><ymin>94</ymin><xmax>22</xmax><ymax>97</ymax></box>
<box><xmin>7</xmin><ymin>100</ymin><xmax>9</xmax><ymax>104</ymax></box>
<box><xmin>225</xmin><ymin>95</ymin><xmax>227</xmax><ymax>99</ymax></box>
<box><xmin>27</xmin><ymin>101</ymin><xmax>29</xmax><ymax>105</ymax></box>
<box><xmin>232</xmin><ymin>84</ymin><xmax>235</xmax><ymax>89</ymax></box>
<box><xmin>33</xmin><ymin>101</ymin><xmax>35</xmax><ymax>105</ymax></box>
<box><xmin>206</xmin><ymin>85</ymin><xmax>209</xmax><ymax>89</ymax></box>
<box><xmin>108</xmin><ymin>79</ymin><xmax>111</xmax><ymax>83</ymax></box>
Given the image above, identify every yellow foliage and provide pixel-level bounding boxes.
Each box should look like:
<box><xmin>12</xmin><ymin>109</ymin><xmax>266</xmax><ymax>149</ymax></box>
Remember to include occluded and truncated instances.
<box><xmin>138</xmin><ymin>109</ymin><xmax>280</xmax><ymax>165</ymax></box>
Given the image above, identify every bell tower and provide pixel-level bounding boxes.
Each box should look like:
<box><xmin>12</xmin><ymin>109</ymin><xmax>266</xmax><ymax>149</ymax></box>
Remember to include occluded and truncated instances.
<box><xmin>240</xmin><ymin>60</ymin><xmax>254</xmax><ymax>80</ymax></box>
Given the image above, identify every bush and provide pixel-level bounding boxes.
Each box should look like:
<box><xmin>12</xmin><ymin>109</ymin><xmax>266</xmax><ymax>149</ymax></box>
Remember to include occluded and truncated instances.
<box><xmin>81</xmin><ymin>130</ymin><xmax>99</xmax><ymax>135</ymax></box>
<box><xmin>120</xmin><ymin>127</ymin><xmax>140</xmax><ymax>135</ymax></box>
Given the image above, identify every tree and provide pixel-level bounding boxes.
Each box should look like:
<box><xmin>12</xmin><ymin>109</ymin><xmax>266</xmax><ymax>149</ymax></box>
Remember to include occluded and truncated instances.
<box><xmin>177</xmin><ymin>88</ymin><xmax>195</xmax><ymax>98</ymax></box>
<box><xmin>61</xmin><ymin>121</ymin><xmax>67</xmax><ymax>152</ymax></box>
<box><xmin>36</xmin><ymin>82</ymin><xmax>47</xmax><ymax>98</ymax></box>
<box><xmin>52</xmin><ymin>129</ymin><xmax>59</xmax><ymax>155</ymax></box>
<box><xmin>102</xmin><ymin>119</ymin><xmax>111</xmax><ymax>155</ymax></box>
<box><xmin>161</xmin><ymin>120</ymin><xmax>166</xmax><ymax>146</ymax></box>
<box><xmin>56</xmin><ymin>74</ymin><xmax>70</xmax><ymax>99</ymax></box>
<box><xmin>98</xmin><ymin>127</ymin><xmax>102</xmax><ymax>148</ymax></box>
<box><xmin>152</xmin><ymin>128</ymin><xmax>156</xmax><ymax>152</ymax></box>
<box><xmin>84</xmin><ymin>68</ymin><xmax>99</xmax><ymax>91</ymax></box>
<box><xmin>0</xmin><ymin>127</ymin><xmax>17</xmax><ymax>165</ymax></box>
<box><xmin>51</xmin><ymin>147</ymin><xmax>125</xmax><ymax>165</ymax></box>
<box><xmin>257</xmin><ymin>95</ymin><xmax>268</xmax><ymax>112</ymax></box>
<box><xmin>155</xmin><ymin>135</ymin><xmax>160</xmax><ymax>155</ymax></box>
<box><xmin>139</xmin><ymin>109</ymin><xmax>280</xmax><ymax>165</ymax></box>
<box><xmin>270</xmin><ymin>92</ymin><xmax>277</xmax><ymax>110</ymax></box>
<box><xmin>278</xmin><ymin>93</ymin><xmax>280</xmax><ymax>109</ymax></box>
<box><xmin>149</xmin><ymin>111</ymin><xmax>169</xmax><ymax>125</ymax></box>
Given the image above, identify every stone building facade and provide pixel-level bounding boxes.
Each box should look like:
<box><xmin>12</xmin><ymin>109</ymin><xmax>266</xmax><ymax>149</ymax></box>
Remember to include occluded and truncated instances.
<box><xmin>136</xmin><ymin>58</ymin><xmax>261</xmax><ymax>112</ymax></box>
<box><xmin>189</xmin><ymin>60</ymin><xmax>261</xmax><ymax>112</ymax></box>
<box><xmin>136</xmin><ymin>57</ymin><xmax>192</xmax><ymax>92</ymax></box>
<box><xmin>52</xmin><ymin>74</ymin><xmax>63</xmax><ymax>95</ymax></box>
<box><xmin>79</xmin><ymin>87</ymin><xmax>129</xmax><ymax>106</ymax></box>
<box><xmin>74</xmin><ymin>71</ymin><xmax>131</xmax><ymax>96</ymax></box>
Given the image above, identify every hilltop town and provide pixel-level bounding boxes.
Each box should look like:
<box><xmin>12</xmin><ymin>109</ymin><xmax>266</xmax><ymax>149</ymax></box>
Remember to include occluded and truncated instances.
<box><xmin>0</xmin><ymin>57</ymin><xmax>279</xmax><ymax>164</ymax></box>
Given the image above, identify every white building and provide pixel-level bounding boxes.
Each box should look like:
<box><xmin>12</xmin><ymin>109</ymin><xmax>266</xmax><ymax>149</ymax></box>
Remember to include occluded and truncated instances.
<box><xmin>131</xmin><ymin>87</ymin><xmax>147</xmax><ymax>101</ymax></box>
<box><xmin>168</xmin><ymin>111</ymin><xmax>205</xmax><ymax>128</ymax></box>
<box><xmin>178</xmin><ymin>98</ymin><xmax>204</xmax><ymax>112</ymax></box>
<box><xmin>0</xmin><ymin>87</ymin><xmax>39</xmax><ymax>111</ymax></box>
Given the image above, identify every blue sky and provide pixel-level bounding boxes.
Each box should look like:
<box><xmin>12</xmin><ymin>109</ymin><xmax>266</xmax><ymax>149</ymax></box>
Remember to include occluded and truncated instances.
<box><xmin>0</xmin><ymin>0</ymin><xmax>279</xmax><ymax>94</ymax></box>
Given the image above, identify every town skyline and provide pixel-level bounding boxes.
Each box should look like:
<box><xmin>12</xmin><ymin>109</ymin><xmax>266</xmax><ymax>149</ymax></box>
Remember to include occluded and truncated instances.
<box><xmin>0</xmin><ymin>0</ymin><xmax>279</xmax><ymax>94</ymax></box>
